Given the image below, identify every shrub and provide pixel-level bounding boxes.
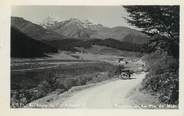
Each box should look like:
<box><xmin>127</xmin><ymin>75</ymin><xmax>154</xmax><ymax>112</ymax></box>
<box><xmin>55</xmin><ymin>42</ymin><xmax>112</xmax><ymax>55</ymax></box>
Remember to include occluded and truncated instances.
<box><xmin>11</xmin><ymin>71</ymin><xmax>58</xmax><ymax>108</ymax></box>
<box><xmin>141</xmin><ymin>51</ymin><xmax>179</xmax><ymax>105</ymax></box>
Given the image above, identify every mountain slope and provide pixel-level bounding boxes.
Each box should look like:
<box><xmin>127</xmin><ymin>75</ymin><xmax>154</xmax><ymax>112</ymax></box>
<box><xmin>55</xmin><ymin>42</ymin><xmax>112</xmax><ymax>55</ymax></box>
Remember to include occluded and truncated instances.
<box><xmin>90</xmin><ymin>26</ymin><xmax>148</xmax><ymax>44</ymax></box>
<box><xmin>44</xmin><ymin>38</ymin><xmax>146</xmax><ymax>53</ymax></box>
<box><xmin>11</xmin><ymin>17</ymin><xmax>65</xmax><ymax>41</ymax></box>
<box><xmin>123</xmin><ymin>32</ymin><xmax>149</xmax><ymax>44</ymax></box>
<box><xmin>11</xmin><ymin>26</ymin><xmax>58</xmax><ymax>58</ymax></box>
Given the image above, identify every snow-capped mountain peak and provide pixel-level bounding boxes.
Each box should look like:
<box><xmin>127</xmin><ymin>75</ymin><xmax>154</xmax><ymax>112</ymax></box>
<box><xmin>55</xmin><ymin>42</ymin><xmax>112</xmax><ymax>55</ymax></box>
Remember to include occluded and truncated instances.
<box><xmin>41</xmin><ymin>16</ymin><xmax>60</xmax><ymax>29</ymax></box>
<box><xmin>42</xmin><ymin>17</ymin><xmax>105</xmax><ymax>30</ymax></box>
<box><xmin>40</xmin><ymin>17</ymin><xmax>107</xmax><ymax>38</ymax></box>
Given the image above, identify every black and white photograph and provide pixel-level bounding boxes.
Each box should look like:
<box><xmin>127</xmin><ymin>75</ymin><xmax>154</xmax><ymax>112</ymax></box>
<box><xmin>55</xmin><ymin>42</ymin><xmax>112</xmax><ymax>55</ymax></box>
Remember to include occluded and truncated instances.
<box><xmin>10</xmin><ymin>5</ymin><xmax>179</xmax><ymax>109</ymax></box>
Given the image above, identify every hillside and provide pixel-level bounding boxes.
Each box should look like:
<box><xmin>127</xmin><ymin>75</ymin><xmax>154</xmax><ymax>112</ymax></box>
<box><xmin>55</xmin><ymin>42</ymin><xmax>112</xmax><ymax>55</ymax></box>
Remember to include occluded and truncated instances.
<box><xmin>120</xmin><ymin>32</ymin><xmax>148</xmax><ymax>44</ymax></box>
<box><xmin>90</xmin><ymin>26</ymin><xmax>148</xmax><ymax>44</ymax></box>
<box><xmin>75</xmin><ymin>45</ymin><xmax>144</xmax><ymax>57</ymax></box>
<box><xmin>11</xmin><ymin>17</ymin><xmax>65</xmax><ymax>41</ymax></box>
<box><xmin>11</xmin><ymin>27</ymin><xmax>58</xmax><ymax>58</ymax></box>
<box><xmin>44</xmin><ymin>38</ymin><xmax>146</xmax><ymax>53</ymax></box>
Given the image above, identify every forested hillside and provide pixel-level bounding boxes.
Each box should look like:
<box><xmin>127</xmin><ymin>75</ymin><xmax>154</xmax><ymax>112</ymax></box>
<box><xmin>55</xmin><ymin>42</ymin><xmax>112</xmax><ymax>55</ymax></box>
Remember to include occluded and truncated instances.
<box><xmin>11</xmin><ymin>27</ymin><xmax>58</xmax><ymax>58</ymax></box>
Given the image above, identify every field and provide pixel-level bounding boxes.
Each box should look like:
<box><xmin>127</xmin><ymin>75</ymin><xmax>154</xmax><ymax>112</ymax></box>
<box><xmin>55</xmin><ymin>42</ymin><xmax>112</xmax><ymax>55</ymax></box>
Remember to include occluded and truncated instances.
<box><xmin>11</xmin><ymin>52</ymin><xmax>120</xmax><ymax>108</ymax></box>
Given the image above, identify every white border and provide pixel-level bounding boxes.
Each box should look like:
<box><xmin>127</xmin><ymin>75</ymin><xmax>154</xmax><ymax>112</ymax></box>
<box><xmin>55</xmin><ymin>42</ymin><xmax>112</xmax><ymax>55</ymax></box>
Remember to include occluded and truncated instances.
<box><xmin>0</xmin><ymin>0</ymin><xmax>183</xmax><ymax>116</ymax></box>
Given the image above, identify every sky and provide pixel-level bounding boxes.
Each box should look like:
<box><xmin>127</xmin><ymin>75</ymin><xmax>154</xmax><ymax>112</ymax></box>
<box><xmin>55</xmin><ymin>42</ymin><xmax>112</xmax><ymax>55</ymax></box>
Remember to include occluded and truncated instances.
<box><xmin>11</xmin><ymin>6</ymin><xmax>135</xmax><ymax>28</ymax></box>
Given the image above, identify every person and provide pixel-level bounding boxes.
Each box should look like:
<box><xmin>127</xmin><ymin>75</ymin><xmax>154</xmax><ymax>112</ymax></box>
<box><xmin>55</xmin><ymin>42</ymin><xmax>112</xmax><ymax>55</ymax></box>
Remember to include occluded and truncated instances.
<box><xmin>127</xmin><ymin>71</ymin><xmax>131</xmax><ymax>78</ymax></box>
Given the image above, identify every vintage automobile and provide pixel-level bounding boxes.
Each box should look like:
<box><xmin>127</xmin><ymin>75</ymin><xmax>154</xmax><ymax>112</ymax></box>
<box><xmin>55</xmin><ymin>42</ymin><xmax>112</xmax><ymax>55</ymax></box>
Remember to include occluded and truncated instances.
<box><xmin>119</xmin><ymin>70</ymin><xmax>133</xmax><ymax>79</ymax></box>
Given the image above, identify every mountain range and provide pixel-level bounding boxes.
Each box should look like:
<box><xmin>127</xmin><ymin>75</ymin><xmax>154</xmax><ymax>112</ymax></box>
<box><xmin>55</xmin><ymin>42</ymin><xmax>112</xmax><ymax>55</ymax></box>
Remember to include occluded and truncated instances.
<box><xmin>11</xmin><ymin>16</ymin><xmax>149</xmax><ymax>57</ymax></box>
<box><xmin>41</xmin><ymin>17</ymin><xmax>148</xmax><ymax>44</ymax></box>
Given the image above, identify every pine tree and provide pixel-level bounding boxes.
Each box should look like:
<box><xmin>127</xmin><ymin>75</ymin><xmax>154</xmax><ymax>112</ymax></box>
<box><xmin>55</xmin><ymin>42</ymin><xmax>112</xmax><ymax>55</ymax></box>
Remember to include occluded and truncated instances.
<box><xmin>123</xmin><ymin>6</ymin><xmax>179</xmax><ymax>58</ymax></box>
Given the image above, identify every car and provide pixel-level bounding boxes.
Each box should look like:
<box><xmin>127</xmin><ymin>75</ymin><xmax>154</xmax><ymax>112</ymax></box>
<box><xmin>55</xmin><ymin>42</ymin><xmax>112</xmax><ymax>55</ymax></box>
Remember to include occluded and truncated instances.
<box><xmin>119</xmin><ymin>70</ymin><xmax>133</xmax><ymax>79</ymax></box>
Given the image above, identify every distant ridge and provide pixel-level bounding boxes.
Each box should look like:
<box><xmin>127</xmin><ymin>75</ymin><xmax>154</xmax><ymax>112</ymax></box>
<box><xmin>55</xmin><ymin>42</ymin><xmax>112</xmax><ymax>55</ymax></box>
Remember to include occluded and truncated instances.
<box><xmin>11</xmin><ymin>17</ymin><xmax>65</xmax><ymax>41</ymax></box>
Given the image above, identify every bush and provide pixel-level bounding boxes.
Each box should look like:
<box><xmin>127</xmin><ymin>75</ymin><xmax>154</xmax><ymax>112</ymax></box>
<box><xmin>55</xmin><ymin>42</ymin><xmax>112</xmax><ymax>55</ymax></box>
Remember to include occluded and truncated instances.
<box><xmin>11</xmin><ymin>71</ymin><xmax>58</xmax><ymax>108</ymax></box>
<box><xmin>141</xmin><ymin>51</ymin><xmax>179</xmax><ymax>105</ymax></box>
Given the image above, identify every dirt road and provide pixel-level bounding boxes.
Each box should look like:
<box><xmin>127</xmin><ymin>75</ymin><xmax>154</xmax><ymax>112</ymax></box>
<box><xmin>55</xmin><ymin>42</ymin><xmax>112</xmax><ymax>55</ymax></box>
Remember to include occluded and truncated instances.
<box><xmin>41</xmin><ymin>72</ymin><xmax>146</xmax><ymax>108</ymax></box>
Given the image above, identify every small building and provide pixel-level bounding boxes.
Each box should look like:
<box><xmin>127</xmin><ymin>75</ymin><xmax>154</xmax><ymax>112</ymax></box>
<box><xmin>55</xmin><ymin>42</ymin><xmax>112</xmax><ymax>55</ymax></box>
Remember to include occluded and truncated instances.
<box><xmin>118</xmin><ymin>58</ymin><xmax>128</xmax><ymax>64</ymax></box>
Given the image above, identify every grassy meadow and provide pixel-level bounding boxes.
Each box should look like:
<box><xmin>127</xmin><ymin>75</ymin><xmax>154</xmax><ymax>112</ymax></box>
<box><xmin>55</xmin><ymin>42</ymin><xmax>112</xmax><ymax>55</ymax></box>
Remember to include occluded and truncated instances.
<box><xmin>11</xmin><ymin>59</ymin><xmax>119</xmax><ymax>108</ymax></box>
